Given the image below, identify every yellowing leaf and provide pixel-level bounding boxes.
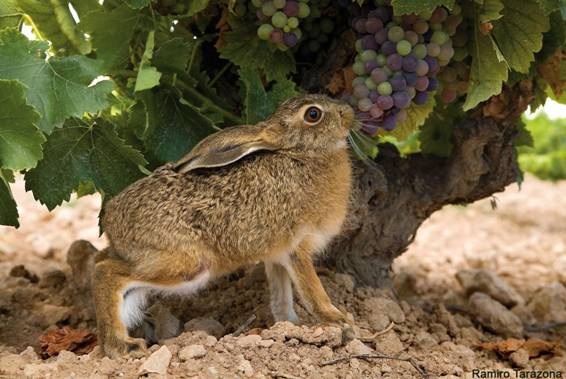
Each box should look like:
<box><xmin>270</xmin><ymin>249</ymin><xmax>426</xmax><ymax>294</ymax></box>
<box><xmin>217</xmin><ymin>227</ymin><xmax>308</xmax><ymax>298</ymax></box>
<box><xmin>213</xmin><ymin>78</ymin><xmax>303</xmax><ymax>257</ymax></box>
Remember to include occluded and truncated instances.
<box><xmin>135</xmin><ymin>31</ymin><xmax>162</xmax><ymax>92</ymax></box>
<box><xmin>387</xmin><ymin>96</ymin><xmax>436</xmax><ymax>140</ymax></box>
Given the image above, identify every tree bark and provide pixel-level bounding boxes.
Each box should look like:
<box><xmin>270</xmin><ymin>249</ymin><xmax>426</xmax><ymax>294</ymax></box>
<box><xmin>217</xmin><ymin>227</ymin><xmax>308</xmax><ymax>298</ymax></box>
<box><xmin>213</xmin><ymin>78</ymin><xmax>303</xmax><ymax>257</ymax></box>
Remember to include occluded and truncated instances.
<box><xmin>323</xmin><ymin>116</ymin><xmax>520</xmax><ymax>287</ymax></box>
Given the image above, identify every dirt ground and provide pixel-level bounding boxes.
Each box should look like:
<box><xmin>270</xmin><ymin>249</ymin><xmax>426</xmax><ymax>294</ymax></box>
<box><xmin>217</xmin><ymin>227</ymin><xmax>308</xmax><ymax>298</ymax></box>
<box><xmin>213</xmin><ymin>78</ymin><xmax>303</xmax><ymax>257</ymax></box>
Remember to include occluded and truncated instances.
<box><xmin>0</xmin><ymin>175</ymin><xmax>565</xmax><ymax>378</ymax></box>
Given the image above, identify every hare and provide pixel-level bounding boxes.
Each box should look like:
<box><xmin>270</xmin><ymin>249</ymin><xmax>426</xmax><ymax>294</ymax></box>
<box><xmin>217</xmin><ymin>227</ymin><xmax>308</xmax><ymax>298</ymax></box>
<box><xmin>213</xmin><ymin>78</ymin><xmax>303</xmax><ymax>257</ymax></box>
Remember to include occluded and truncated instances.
<box><xmin>94</xmin><ymin>94</ymin><xmax>356</xmax><ymax>357</ymax></box>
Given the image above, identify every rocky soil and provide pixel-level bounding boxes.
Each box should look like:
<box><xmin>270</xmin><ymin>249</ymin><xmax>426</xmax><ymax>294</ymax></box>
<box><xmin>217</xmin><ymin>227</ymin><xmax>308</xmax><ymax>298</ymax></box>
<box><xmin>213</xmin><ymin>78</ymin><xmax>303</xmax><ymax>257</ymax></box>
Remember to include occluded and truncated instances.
<box><xmin>0</xmin><ymin>175</ymin><xmax>565</xmax><ymax>378</ymax></box>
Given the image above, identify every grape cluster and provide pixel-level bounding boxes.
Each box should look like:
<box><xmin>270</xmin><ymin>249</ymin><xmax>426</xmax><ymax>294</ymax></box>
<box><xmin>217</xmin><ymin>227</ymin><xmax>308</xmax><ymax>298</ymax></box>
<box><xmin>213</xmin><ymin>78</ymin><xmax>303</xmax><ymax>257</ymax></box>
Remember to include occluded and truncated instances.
<box><xmin>252</xmin><ymin>0</ymin><xmax>311</xmax><ymax>50</ymax></box>
<box><xmin>349</xmin><ymin>2</ymin><xmax>463</xmax><ymax>134</ymax></box>
<box><xmin>299</xmin><ymin>0</ymin><xmax>335</xmax><ymax>56</ymax></box>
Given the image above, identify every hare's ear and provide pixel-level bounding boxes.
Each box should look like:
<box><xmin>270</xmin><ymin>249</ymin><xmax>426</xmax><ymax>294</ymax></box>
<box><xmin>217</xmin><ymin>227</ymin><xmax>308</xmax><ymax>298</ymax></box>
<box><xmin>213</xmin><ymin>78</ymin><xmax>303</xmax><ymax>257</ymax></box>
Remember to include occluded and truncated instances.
<box><xmin>174</xmin><ymin>139</ymin><xmax>276</xmax><ymax>173</ymax></box>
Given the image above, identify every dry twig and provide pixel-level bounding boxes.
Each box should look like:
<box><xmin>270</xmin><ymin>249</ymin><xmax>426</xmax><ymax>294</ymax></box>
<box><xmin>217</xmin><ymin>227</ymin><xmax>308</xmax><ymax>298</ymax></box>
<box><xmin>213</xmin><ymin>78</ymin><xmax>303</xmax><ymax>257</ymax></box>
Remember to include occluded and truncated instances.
<box><xmin>320</xmin><ymin>353</ymin><xmax>427</xmax><ymax>377</ymax></box>
<box><xmin>233</xmin><ymin>314</ymin><xmax>257</xmax><ymax>337</ymax></box>
<box><xmin>358</xmin><ymin>322</ymin><xmax>395</xmax><ymax>342</ymax></box>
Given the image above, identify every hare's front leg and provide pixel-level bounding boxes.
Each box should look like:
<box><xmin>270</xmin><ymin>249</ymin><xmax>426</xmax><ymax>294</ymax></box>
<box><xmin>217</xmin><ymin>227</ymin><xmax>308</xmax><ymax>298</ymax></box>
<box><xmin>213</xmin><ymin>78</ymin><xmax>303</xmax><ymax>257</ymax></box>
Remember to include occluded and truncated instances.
<box><xmin>283</xmin><ymin>242</ymin><xmax>347</xmax><ymax>323</ymax></box>
<box><xmin>93</xmin><ymin>258</ymin><xmax>147</xmax><ymax>358</ymax></box>
<box><xmin>265</xmin><ymin>262</ymin><xmax>299</xmax><ymax>323</ymax></box>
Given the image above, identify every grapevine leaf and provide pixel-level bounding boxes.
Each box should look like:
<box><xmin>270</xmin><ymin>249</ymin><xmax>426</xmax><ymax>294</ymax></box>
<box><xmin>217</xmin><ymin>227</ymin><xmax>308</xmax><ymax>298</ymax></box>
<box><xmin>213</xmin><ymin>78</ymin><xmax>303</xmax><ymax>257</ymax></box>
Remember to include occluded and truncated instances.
<box><xmin>387</xmin><ymin>96</ymin><xmax>436</xmax><ymax>141</ymax></box>
<box><xmin>479</xmin><ymin>0</ymin><xmax>504</xmax><ymax>22</ymax></box>
<box><xmin>68</xmin><ymin>0</ymin><xmax>100</xmax><ymax>19</ymax></box>
<box><xmin>492</xmin><ymin>0</ymin><xmax>550</xmax><ymax>73</ymax></box>
<box><xmin>188</xmin><ymin>0</ymin><xmax>210</xmax><ymax>16</ymax></box>
<box><xmin>25</xmin><ymin>119</ymin><xmax>147</xmax><ymax>210</ymax></box>
<box><xmin>536</xmin><ymin>0</ymin><xmax>561</xmax><ymax>15</ymax></box>
<box><xmin>0</xmin><ymin>29</ymin><xmax>114</xmax><ymax>133</ymax></box>
<box><xmin>219</xmin><ymin>21</ymin><xmax>295</xmax><ymax>81</ymax></box>
<box><xmin>0</xmin><ymin>80</ymin><xmax>45</xmax><ymax>171</ymax></box>
<box><xmin>239</xmin><ymin>67</ymin><xmax>297</xmax><ymax>124</ymax></box>
<box><xmin>0</xmin><ymin>169</ymin><xmax>18</xmax><ymax>227</ymax></box>
<box><xmin>463</xmin><ymin>12</ymin><xmax>508</xmax><ymax>111</ymax></box>
<box><xmin>16</xmin><ymin>0</ymin><xmax>91</xmax><ymax>54</ymax></box>
<box><xmin>391</xmin><ymin>0</ymin><xmax>454</xmax><ymax>15</ymax></box>
<box><xmin>124</xmin><ymin>0</ymin><xmax>150</xmax><ymax>9</ymax></box>
<box><xmin>135</xmin><ymin>31</ymin><xmax>162</xmax><ymax>92</ymax></box>
<box><xmin>142</xmin><ymin>90</ymin><xmax>218</xmax><ymax>163</ymax></box>
<box><xmin>0</xmin><ymin>0</ymin><xmax>21</xmax><ymax>29</ymax></box>
<box><xmin>418</xmin><ymin>104</ymin><xmax>464</xmax><ymax>157</ymax></box>
<box><xmin>538</xmin><ymin>12</ymin><xmax>566</xmax><ymax>62</ymax></box>
<box><xmin>153</xmin><ymin>38</ymin><xmax>194</xmax><ymax>73</ymax></box>
<box><xmin>80</xmin><ymin>4</ymin><xmax>141</xmax><ymax>71</ymax></box>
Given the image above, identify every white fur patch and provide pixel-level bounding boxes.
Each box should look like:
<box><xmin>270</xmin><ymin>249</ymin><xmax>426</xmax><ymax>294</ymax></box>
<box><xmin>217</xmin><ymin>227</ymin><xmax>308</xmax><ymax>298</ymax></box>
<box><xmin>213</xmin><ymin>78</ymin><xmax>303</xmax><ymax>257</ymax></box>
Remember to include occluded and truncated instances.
<box><xmin>119</xmin><ymin>271</ymin><xmax>210</xmax><ymax>329</ymax></box>
<box><xmin>265</xmin><ymin>262</ymin><xmax>298</xmax><ymax>323</ymax></box>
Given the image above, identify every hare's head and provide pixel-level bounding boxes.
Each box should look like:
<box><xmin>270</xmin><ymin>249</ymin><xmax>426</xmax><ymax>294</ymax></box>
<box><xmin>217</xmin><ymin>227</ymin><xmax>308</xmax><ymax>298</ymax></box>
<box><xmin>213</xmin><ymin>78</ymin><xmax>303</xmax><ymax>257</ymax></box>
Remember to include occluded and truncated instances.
<box><xmin>261</xmin><ymin>94</ymin><xmax>355</xmax><ymax>151</ymax></box>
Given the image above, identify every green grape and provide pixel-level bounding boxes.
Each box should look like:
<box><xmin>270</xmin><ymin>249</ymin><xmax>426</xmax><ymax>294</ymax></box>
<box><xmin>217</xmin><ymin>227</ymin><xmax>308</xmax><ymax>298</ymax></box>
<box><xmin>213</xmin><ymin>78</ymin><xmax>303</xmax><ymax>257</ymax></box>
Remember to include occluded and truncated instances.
<box><xmin>287</xmin><ymin>17</ymin><xmax>299</xmax><ymax>29</ymax></box>
<box><xmin>365</xmin><ymin>77</ymin><xmax>377</xmax><ymax>91</ymax></box>
<box><xmin>262</xmin><ymin>2</ymin><xmax>276</xmax><ymax>16</ymax></box>
<box><xmin>308</xmin><ymin>40</ymin><xmax>321</xmax><ymax>52</ymax></box>
<box><xmin>273</xmin><ymin>0</ymin><xmax>286</xmax><ymax>9</ymax></box>
<box><xmin>251</xmin><ymin>0</ymin><xmax>262</xmax><ymax>7</ymax></box>
<box><xmin>396</xmin><ymin>40</ymin><xmax>412</xmax><ymax>56</ymax></box>
<box><xmin>320</xmin><ymin>18</ymin><xmax>334</xmax><ymax>34</ymax></box>
<box><xmin>293</xmin><ymin>28</ymin><xmax>302</xmax><ymax>40</ymax></box>
<box><xmin>355</xmin><ymin>39</ymin><xmax>363</xmax><ymax>53</ymax></box>
<box><xmin>388</xmin><ymin>26</ymin><xmax>405</xmax><ymax>43</ymax></box>
<box><xmin>377</xmin><ymin>82</ymin><xmax>393</xmax><ymax>96</ymax></box>
<box><xmin>283</xmin><ymin>25</ymin><xmax>291</xmax><ymax>33</ymax></box>
<box><xmin>431</xmin><ymin>31</ymin><xmax>449</xmax><ymax>45</ymax></box>
<box><xmin>361</xmin><ymin>50</ymin><xmax>378</xmax><ymax>62</ymax></box>
<box><xmin>257</xmin><ymin>24</ymin><xmax>274</xmax><ymax>40</ymax></box>
<box><xmin>353</xmin><ymin>61</ymin><xmax>366</xmax><ymax>75</ymax></box>
<box><xmin>298</xmin><ymin>2</ymin><xmax>310</xmax><ymax>18</ymax></box>
<box><xmin>272</xmin><ymin>11</ymin><xmax>288</xmax><ymax>28</ymax></box>
<box><xmin>413</xmin><ymin>44</ymin><xmax>427</xmax><ymax>59</ymax></box>
<box><xmin>376</xmin><ymin>54</ymin><xmax>387</xmax><ymax>66</ymax></box>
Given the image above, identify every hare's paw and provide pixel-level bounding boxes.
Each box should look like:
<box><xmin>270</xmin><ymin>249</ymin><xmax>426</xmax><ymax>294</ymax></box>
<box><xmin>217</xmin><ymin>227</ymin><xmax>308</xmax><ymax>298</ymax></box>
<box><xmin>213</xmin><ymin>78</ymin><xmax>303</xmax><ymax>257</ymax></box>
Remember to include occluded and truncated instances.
<box><xmin>103</xmin><ymin>336</ymin><xmax>147</xmax><ymax>359</ymax></box>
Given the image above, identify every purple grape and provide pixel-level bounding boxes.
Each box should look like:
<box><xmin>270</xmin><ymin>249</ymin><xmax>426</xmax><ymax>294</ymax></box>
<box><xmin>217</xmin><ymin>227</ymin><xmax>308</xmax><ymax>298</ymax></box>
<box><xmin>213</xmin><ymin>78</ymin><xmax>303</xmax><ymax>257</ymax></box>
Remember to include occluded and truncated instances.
<box><xmin>427</xmin><ymin>77</ymin><xmax>439</xmax><ymax>91</ymax></box>
<box><xmin>371</xmin><ymin>67</ymin><xmax>388</xmax><ymax>84</ymax></box>
<box><xmin>353</xmin><ymin>18</ymin><xmax>367</xmax><ymax>33</ymax></box>
<box><xmin>415</xmin><ymin>59</ymin><xmax>429</xmax><ymax>76</ymax></box>
<box><xmin>402</xmin><ymin>55</ymin><xmax>418</xmax><ymax>72</ymax></box>
<box><xmin>373</xmin><ymin>7</ymin><xmax>391</xmax><ymax>22</ymax></box>
<box><xmin>365</xmin><ymin>60</ymin><xmax>379</xmax><ymax>72</ymax></box>
<box><xmin>257</xmin><ymin>10</ymin><xmax>269</xmax><ymax>22</ymax></box>
<box><xmin>386</xmin><ymin>53</ymin><xmax>402</xmax><ymax>70</ymax></box>
<box><xmin>376</xmin><ymin>95</ymin><xmax>394</xmax><ymax>110</ymax></box>
<box><xmin>369</xmin><ymin>105</ymin><xmax>384</xmax><ymax>118</ymax></box>
<box><xmin>381</xmin><ymin>40</ymin><xmax>397</xmax><ymax>56</ymax></box>
<box><xmin>365</xmin><ymin>17</ymin><xmax>383</xmax><ymax>33</ymax></box>
<box><xmin>283</xmin><ymin>1</ymin><xmax>299</xmax><ymax>17</ymax></box>
<box><xmin>390</xmin><ymin>74</ymin><xmax>407</xmax><ymax>91</ymax></box>
<box><xmin>353</xmin><ymin>84</ymin><xmax>369</xmax><ymax>99</ymax></box>
<box><xmin>375</xmin><ymin>29</ymin><xmax>388</xmax><ymax>45</ymax></box>
<box><xmin>415</xmin><ymin>76</ymin><xmax>429</xmax><ymax>91</ymax></box>
<box><xmin>369</xmin><ymin>90</ymin><xmax>379</xmax><ymax>102</ymax></box>
<box><xmin>424</xmin><ymin>56</ymin><xmax>439</xmax><ymax>75</ymax></box>
<box><xmin>362</xmin><ymin>35</ymin><xmax>378</xmax><ymax>50</ymax></box>
<box><xmin>393</xmin><ymin>91</ymin><xmax>411</xmax><ymax>108</ymax></box>
<box><xmin>413</xmin><ymin>91</ymin><xmax>428</xmax><ymax>105</ymax></box>
<box><xmin>271</xmin><ymin>29</ymin><xmax>283</xmax><ymax>44</ymax></box>
<box><xmin>404</xmin><ymin>72</ymin><xmax>417</xmax><ymax>86</ymax></box>
<box><xmin>383</xmin><ymin>114</ymin><xmax>397</xmax><ymax>130</ymax></box>
<box><xmin>283</xmin><ymin>33</ymin><xmax>298</xmax><ymax>47</ymax></box>
<box><xmin>362</xmin><ymin>121</ymin><xmax>379</xmax><ymax>135</ymax></box>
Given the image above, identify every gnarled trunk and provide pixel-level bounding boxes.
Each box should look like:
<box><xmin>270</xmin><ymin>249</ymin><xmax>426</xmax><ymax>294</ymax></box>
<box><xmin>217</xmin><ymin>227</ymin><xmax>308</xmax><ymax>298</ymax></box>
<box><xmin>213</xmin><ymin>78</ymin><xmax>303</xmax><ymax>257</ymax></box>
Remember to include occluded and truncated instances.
<box><xmin>323</xmin><ymin>116</ymin><xmax>520</xmax><ymax>287</ymax></box>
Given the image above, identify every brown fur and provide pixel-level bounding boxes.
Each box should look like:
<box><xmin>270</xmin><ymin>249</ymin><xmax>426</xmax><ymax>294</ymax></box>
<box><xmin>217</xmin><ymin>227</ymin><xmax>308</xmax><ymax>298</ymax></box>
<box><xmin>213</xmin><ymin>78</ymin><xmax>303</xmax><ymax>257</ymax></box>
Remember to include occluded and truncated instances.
<box><xmin>94</xmin><ymin>95</ymin><xmax>355</xmax><ymax>357</ymax></box>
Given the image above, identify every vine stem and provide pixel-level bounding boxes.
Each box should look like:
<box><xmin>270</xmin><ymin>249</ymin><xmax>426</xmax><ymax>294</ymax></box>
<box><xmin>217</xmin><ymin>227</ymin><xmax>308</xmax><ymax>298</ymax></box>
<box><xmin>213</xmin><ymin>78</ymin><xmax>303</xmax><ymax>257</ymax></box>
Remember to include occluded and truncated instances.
<box><xmin>209</xmin><ymin>62</ymin><xmax>232</xmax><ymax>87</ymax></box>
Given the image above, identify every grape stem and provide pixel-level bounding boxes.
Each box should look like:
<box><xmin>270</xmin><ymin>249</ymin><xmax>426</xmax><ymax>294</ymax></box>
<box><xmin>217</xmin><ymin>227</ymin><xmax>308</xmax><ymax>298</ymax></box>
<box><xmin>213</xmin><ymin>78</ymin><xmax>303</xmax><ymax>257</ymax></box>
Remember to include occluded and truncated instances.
<box><xmin>209</xmin><ymin>62</ymin><xmax>232</xmax><ymax>87</ymax></box>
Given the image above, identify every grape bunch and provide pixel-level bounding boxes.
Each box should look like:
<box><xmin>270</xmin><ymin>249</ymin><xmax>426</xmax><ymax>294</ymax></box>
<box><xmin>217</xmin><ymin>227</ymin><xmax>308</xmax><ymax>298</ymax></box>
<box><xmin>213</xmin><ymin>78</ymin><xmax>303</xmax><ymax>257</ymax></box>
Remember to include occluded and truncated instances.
<box><xmin>299</xmin><ymin>0</ymin><xmax>335</xmax><ymax>57</ymax></box>
<box><xmin>348</xmin><ymin>2</ymin><xmax>463</xmax><ymax>134</ymax></box>
<box><xmin>252</xmin><ymin>0</ymin><xmax>311</xmax><ymax>50</ymax></box>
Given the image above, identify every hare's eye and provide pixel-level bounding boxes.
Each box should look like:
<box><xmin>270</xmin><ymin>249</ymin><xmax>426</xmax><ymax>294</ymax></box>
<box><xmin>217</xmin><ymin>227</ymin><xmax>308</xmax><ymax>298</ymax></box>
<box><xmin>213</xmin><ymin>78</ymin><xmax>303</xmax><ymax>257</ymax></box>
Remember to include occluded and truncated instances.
<box><xmin>304</xmin><ymin>106</ymin><xmax>322</xmax><ymax>124</ymax></box>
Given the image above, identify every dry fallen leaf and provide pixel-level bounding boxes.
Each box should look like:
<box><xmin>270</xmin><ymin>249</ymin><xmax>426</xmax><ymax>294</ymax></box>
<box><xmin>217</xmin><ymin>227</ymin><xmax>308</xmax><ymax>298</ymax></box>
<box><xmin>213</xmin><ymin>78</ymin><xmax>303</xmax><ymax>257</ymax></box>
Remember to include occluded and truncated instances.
<box><xmin>39</xmin><ymin>326</ymin><xmax>97</xmax><ymax>358</ymax></box>
<box><xmin>480</xmin><ymin>338</ymin><xmax>562</xmax><ymax>359</ymax></box>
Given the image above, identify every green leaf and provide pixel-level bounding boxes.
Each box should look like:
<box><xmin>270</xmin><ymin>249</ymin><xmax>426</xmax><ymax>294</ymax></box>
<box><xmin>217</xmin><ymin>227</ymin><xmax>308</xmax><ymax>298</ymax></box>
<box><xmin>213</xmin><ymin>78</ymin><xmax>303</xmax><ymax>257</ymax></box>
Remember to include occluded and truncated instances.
<box><xmin>536</xmin><ymin>0</ymin><xmax>561</xmax><ymax>14</ymax></box>
<box><xmin>124</xmin><ymin>0</ymin><xmax>150</xmax><ymax>9</ymax></box>
<box><xmin>25</xmin><ymin>119</ymin><xmax>147</xmax><ymax>210</ymax></box>
<box><xmin>418</xmin><ymin>104</ymin><xmax>464</xmax><ymax>157</ymax></box>
<box><xmin>478</xmin><ymin>0</ymin><xmax>504</xmax><ymax>22</ymax></box>
<box><xmin>153</xmin><ymin>37</ymin><xmax>194</xmax><ymax>74</ymax></box>
<box><xmin>69</xmin><ymin>0</ymin><xmax>100</xmax><ymax>19</ymax></box>
<box><xmin>0</xmin><ymin>0</ymin><xmax>21</xmax><ymax>29</ymax></box>
<box><xmin>391</xmin><ymin>0</ymin><xmax>454</xmax><ymax>15</ymax></box>
<box><xmin>80</xmin><ymin>4</ymin><xmax>141</xmax><ymax>71</ymax></box>
<box><xmin>463</xmin><ymin>11</ymin><xmax>508</xmax><ymax>111</ymax></box>
<box><xmin>187</xmin><ymin>0</ymin><xmax>210</xmax><ymax>16</ymax></box>
<box><xmin>0</xmin><ymin>169</ymin><xmax>18</xmax><ymax>227</ymax></box>
<box><xmin>142</xmin><ymin>90</ymin><xmax>218</xmax><ymax>163</ymax></box>
<box><xmin>492</xmin><ymin>0</ymin><xmax>550</xmax><ymax>73</ymax></box>
<box><xmin>135</xmin><ymin>31</ymin><xmax>162</xmax><ymax>92</ymax></box>
<box><xmin>0</xmin><ymin>29</ymin><xmax>114</xmax><ymax>133</ymax></box>
<box><xmin>219</xmin><ymin>20</ymin><xmax>295</xmax><ymax>82</ymax></box>
<box><xmin>16</xmin><ymin>0</ymin><xmax>91</xmax><ymax>54</ymax></box>
<box><xmin>0</xmin><ymin>80</ymin><xmax>44</xmax><ymax>171</ymax></box>
<box><xmin>239</xmin><ymin>67</ymin><xmax>297</xmax><ymax>124</ymax></box>
<box><xmin>387</xmin><ymin>95</ymin><xmax>436</xmax><ymax>140</ymax></box>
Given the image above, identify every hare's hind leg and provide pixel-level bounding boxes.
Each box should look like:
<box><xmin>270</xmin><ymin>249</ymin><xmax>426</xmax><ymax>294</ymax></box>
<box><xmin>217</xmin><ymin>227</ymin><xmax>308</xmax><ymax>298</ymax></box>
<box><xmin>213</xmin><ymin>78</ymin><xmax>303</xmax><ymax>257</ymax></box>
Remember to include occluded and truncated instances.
<box><xmin>93</xmin><ymin>258</ymin><xmax>147</xmax><ymax>358</ymax></box>
<box><xmin>283</xmin><ymin>242</ymin><xmax>346</xmax><ymax>323</ymax></box>
<box><xmin>265</xmin><ymin>262</ymin><xmax>299</xmax><ymax>323</ymax></box>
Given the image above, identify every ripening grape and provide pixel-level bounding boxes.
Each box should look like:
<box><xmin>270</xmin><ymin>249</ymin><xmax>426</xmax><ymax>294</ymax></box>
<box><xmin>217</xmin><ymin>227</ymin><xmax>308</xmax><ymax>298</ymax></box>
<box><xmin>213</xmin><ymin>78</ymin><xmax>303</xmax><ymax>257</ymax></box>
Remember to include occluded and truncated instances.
<box><xmin>273</xmin><ymin>0</ymin><xmax>286</xmax><ymax>8</ymax></box>
<box><xmin>298</xmin><ymin>2</ymin><xmax>310</xmax><ymax>17</ymax></box>
<box><xmin>348</xmin><ymin>2</ymin><xmax>466</xmax><ymax>133</ymax></box>
<box><xmin>288</xmin><ymin>17</ymin><xmax>299</xmax><ymax>28</ymax></box>
<box><xmin>283</xmin><ymin>1</ymin><xmax>299</xmax><ymax>16</ymax></box>
<box><xmin>262</xmin><ymin>2</ymin><xmax>276</xmax><ymax>16</ymax></box>
<box><xmin>271</xmin><ymin>29</ymin><xmax>283</xmax><ymax>43</ymax></box>
<box><xmin>257</xmin><ymin>24</ymin><xmax>274</xmax><ymax>40</ymax></box>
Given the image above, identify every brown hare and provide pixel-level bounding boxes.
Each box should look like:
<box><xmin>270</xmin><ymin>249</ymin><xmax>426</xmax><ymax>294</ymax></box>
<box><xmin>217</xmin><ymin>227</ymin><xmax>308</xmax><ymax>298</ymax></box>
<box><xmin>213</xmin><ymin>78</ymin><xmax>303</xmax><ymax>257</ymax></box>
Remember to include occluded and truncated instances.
<box><xmin>95</xmin><ymin>94</ymin><xmax>356</xmax><ymax>357</ymax></box>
